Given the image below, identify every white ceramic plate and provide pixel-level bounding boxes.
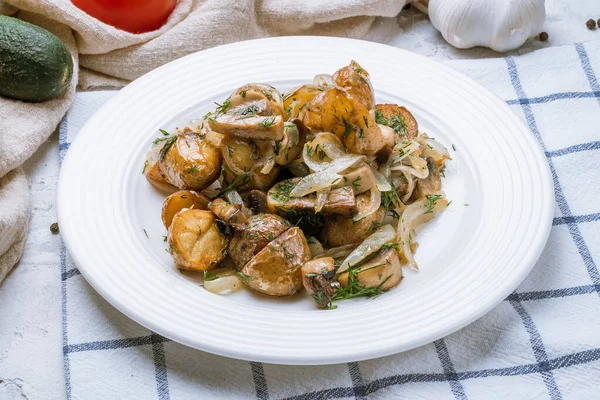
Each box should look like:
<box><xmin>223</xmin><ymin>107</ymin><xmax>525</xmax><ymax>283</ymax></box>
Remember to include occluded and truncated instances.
<box><xmin>58</xmin><ymin>37</ymin><xmax>553</xmax><ymax>365</ymax></box>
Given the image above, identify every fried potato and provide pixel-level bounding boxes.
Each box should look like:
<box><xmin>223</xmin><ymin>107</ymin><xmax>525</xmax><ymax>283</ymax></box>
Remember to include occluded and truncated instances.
<box><xmin>283</xmin><ymin>85</ymin><xmax>324</xmax><ymax>120</ymax></box>
<box><xmin>228</xmin><ymin>214</ymin><xmax>291</xmax><ymax>269</ymax></box>
<box><xmin>159</xmin><ymin>132</ymin><xmax>222</xmax><ymax>190</ymax></box>
<box><xmin>375</xmin><ymin>104</ymin><xmax>418</xmax><ymax>140</ymax></box>
<box><xmin>332</xmin><ymin>60</ymin><xmax>375</xmax><ymax>110</ymax></box>
<box><xmin>168</xmin><ymin>209</ymin><xmax>229</xmax><ymax>271</ymax></box>
<box><xmin>303</xmin><ymin>88</ymin><xmax>387</xmax><ymax>156</ymax></box>
<box><xmin>240</xmin><ymin>227</ymin><xmax>311</xmax><ymax>296</ymax></box>
<box><xmin>161</xmin><ymin>190</ymin><xmax>210</xmax><ymax>229</ymax></box>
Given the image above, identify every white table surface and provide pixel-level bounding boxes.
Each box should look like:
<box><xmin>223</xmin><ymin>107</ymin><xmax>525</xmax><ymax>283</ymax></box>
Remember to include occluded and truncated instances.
<box><xmin>1</xmin><ymin>2</ymin><xmax>599</xmax><ymax>398</ymax></box>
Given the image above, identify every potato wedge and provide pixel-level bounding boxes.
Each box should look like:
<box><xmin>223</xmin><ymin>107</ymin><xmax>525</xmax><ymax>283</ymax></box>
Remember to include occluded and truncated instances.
<box><xmin>332</xmin><ymin>60</ymin><xmax>375</xmax><ymax>110</ymax></box>
<box><xmin>228</xmin><ymin>214</ymin><xmax>291</xmax><ymax>268</ymax></box>
<box><xmin>239</xmin><ymin>227</ymin><xmax>311</xmax><ymax>296</ymax></box>
<box><xmin>161</xmin><ymin>190</ymin><xmax>210</xmax><ymax>229</ymax></box>
<box><xmin>168</xmin><ymin>209</ymin><xmax>229</xmax><ymax>271</ymax></box>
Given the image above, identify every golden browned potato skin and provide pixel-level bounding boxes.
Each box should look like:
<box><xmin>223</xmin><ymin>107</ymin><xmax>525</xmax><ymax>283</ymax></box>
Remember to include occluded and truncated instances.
<box><xmin>168</xmin><ymin>209</ymin><xmax>229</xmax><ymax>271</ymax></box>
<box><xmin>240</xmin><ymin>227</ymin><xmax>311</xmax><ymax>296</ymax></box>
<box><xmin>161</xmin><ymin>190</ymin><xmax>210</xmax><ymax>229</ymax></box>
<box><xmin>375</xmin><ymin>104</ymin><xmax>419</xmax><ymax>140</ymax></box>
<box><xmin>220</xmin><ymin>136</ymin><xmax>280</xmax><ymax>191</ymax></box>
<box><xmin>303</xmin><ymin>88</ymin><xmax>386</xmax><ymax>156</ymax></box>
<box><xmin>332</xmin><ymin>60</ymin><xmax>375</xmax><ymax>110</ymax></box>
<box><xmin>283</xmin><ymin>85</ymin><xmax>324</xmax><ymax>120</ymax></box>
<box><xmin>321</xmin><ymin>195</ymin><xmax>385</xmax><ymax>247</ymax></box>
<box><xmin>338</xmin><ymin>249</ymin><xmax>403</xmax><ymax>290</ymax></box>
<box><xmin>159</xmin><ymin>132</ymin><xmax>222</xmax><ymax>190</ymax></box>
<box><xmin>145</xmin><ymin>161</ymin><xmax>176</xmax><ymax>192</ymax></box>
<box><xmin>228</xmin><ymin>214</ymin><xmax>291</xmax><ymax>269</ymax></box>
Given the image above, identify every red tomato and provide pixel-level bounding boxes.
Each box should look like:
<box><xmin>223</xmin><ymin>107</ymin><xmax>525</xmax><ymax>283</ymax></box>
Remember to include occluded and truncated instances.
<box><xmin>72</xmin><ymin>0</ymin><xmax>177</xmax><ymax>33</ymax></box>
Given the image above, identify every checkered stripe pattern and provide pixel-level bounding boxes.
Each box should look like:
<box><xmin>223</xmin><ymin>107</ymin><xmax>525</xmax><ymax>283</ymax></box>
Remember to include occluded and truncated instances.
<box><xmin>59</xmin><ymin>41</ymin><xmax>600</xmax><ymax>399</ymax></box>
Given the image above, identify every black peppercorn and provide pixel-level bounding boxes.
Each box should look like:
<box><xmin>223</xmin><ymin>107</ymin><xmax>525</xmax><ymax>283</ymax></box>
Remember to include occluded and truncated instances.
<box><xmin>50</xmin><ymin>222</ymin><xmax>59</xmax><ymax>234</ymax></box>
<box><xmin>586</xmin><ymin>19</ymin><xmax>596</xmax><ymax>30</ymax></box>
<box><xmin>539</xmin><ymin>32</ymin><xmax>549</xmax><ymax>41</ymax></box>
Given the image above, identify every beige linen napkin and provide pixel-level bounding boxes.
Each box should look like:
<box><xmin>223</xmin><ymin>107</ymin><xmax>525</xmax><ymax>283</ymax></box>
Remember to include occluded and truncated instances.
<box><xmin>0</xmin><ymin>0</ymin><xmax>407</xmax><ymax>283</ymax></box>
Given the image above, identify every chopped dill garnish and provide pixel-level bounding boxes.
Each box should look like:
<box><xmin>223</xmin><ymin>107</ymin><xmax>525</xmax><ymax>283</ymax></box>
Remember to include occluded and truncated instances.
<box><xmin>153</xmin><ymin>134</ymin><xmax>177</xmax><ymax>161</ymax></box>
<box><xmin>240</xmin><ymin>90</ymin><xmax>246</xmax><ymax>98</ymax></box>
<box><xmin>425</xmin><ymin>194</ymin><xmax>443</xmax><ymax>214</ymax></box>
<box><xmin>332</xmin><ymin>264</ymin><xmax>392</xmax><ymax>301</ymax></box>
<box><xmin>351</xmin><ymin>176</ymin><xmax>361</xmax><ymax>192</ymax></box>
<box><xmin>341</xmin><ymin>118</ymin><xmax>352</xmax><ymax>138</ymax></box>
<box><xmin>257</xmin><ymin>116</ymin><xmax>276</xmax><ymax>128</ymax></box>
<box><xmin>282</xmin><ymin>244</ymin><xmax>294</xmax><ymax>259</ymax></box>
<box><xmin>217</xmin><ymin>172</ymin><xmax>250</xmax><ymax>196</ymax></box>
<box><xmin>159</xmin><ymin>129</ymin><xmax>170</xmax><ymax>136</ymax></box>
<box><xmin>143</xmin><ymin>229</ymin><xmax>149</xmax><ymax>239</ymax></box>
<box><xmin>204</xmin><ymin>270</ymin><xmax>222</xmax><ymax>282</ymax></box>
<box><xmin>369</xmin><ymin>220</ymin><xmax>385</xmax><ymax>232</ymax></box>
<box><xmin>270</xmin><ymin>180</ymin><xmax>296</xmax><ymax>202</ymax></box>
<box><xmin>214</xmin><ymin>98</ymin><xmax>231</xmax><ymax>117</ymax></box>
<box><xmin>353</xmin><ymin>67</ymin><xmax>363</xmax><ymax>74</ymax></box>
<box><xmin>187</xmin><ymin>165</ymin><xmax>198</xmax><ymax>174</ymax></box>
<box><xmin>452</xmin><ymin>144</ymin><xmax>457</xmax><ymax>151</ymax></box>
<box><xmin>236</xmin><ymin>271</ymin><xmax>254</xmax><ymax>281</ymax></box>
<box><xmin>363</xmin><ymin>115</ymin><xmax>369</xmax><ymax>128</ymax></box>
<box><xmin>439</xmin><ymin>165</ymin><xmax>446</xmax><ymax>178</ymax></box>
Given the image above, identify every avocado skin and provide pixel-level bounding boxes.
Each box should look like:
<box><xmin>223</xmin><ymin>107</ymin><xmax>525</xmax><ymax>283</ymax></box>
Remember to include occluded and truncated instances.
<box><xmin>0</xmin><ymin>16</ymin><xmax>74</xmax><ymax>103</ymax></box>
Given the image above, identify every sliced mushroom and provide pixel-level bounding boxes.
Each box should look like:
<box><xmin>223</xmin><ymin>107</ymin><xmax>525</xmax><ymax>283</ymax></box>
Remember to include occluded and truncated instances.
<box><xmin>338</xmin><ymin>248</ymin><xmax>403</xmax><ymax>290</ymax></box>
<box><xmin>274</xmin><ymin>120</ymin><xmax>306</xmax><ymax>166</ymax></box>
<box><xmin>229</xmin><ymin>83</ymin><xmax>285</xmax><ymax>117</ymax></box>
<box><xmin>332</xmin><ymin>60</ymin><xmax>375</xmax><ymax>110</ymax></box>
<box><xmin>375</xmin><ymin>104</ymin><xmax>418</xmax><ymax>140</ymax></box>
<box><xmin>159</xmin><ymin>131</ymin><xmax>222</xmax><ymax>190</ymax></box>
<box><xmin>168</xmin><ymin>209</ymin><xmax>229</xmax><ymax>271</ymax></box>
<box><xmin>209</xmin><ymin>198</ymin><xmax>249</xmax><ymax>230</ymax></box>
<box><xmin>209</xmin><ymin>114</ymin><xmax>284</xmax><ymax>141</ymax></box>
<box><xmin>301</xmin><ymin>257</ymin><xmax>336</xmax><ymax>309</ymax></box>
<box><xmin>209</xmin><ymin>84</ymin><xmax>286</xmax><ymax>141</ymax></box>
<box><xmin>338</xmin><ymin>164</ymin><xmax>375</xmax><ymax>195</ymax></box>
<box><xmin>162</xmin><ymin>190</ymin><xmax>210</xmax><ymax>229</ymax></box>
<box><xmin>228</xmin><ymin>214</ymin><xmax>291</xmax><ymax>269</ymax></box>
<box><xmin>239</xmin><ymin>227</ymin><xmax>311</xmax><ymax>296</ymax></box>
<box><xmin>244</xmin><ymin>190</ymin><xmax>270</xmax><ymax>214</ymax></box>
<box><xmin>267</xmin><ymin>179</ymin><xmax>355</xmax><ymax>217</ymax></box>
<box><xmin>267</xmin><ymin>178</ymin><xmax>316</xmax><ymax>214</ymax></box>
<box><xmin>220</xmin><ymin>135</ymin><xmax>280</xmax><ymax>191</ymax></box>
<box><xmin>321</xmin><ymin>194</ymin><xmax>385</xmax><ymax>247</ymax></box>
<box><xmin>322</xmin><ymin>186</ymin><xmax>357</xmax><ymax>216</ymax></box>
<box><xmin>412</xmin><ymin>157</ymin><xmax>442</xmax><ymax>200</ymax></box>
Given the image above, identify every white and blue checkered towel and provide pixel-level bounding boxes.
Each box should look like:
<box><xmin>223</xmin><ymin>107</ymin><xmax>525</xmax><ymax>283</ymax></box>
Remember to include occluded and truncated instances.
<box><xmin>59</xmin><ymin>40</ymin><xmax>600</xmax><ymax>400</ymax></box>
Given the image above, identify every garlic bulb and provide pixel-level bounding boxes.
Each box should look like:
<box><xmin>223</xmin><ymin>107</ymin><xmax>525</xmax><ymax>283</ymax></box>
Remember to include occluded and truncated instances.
<box><xmin>426</xmin><ymin>0</ymin><xmax>546</xmax><ymax>52</ymax></box>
